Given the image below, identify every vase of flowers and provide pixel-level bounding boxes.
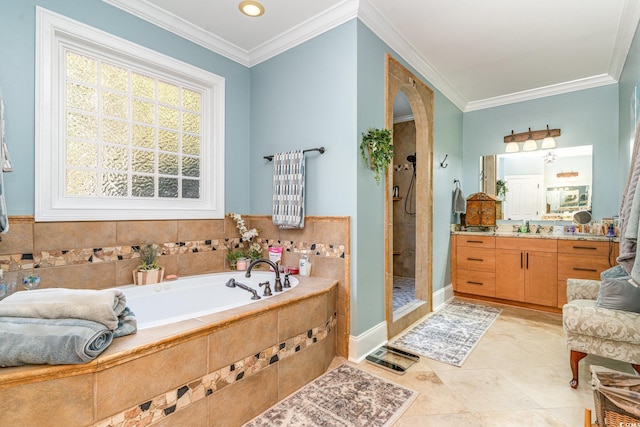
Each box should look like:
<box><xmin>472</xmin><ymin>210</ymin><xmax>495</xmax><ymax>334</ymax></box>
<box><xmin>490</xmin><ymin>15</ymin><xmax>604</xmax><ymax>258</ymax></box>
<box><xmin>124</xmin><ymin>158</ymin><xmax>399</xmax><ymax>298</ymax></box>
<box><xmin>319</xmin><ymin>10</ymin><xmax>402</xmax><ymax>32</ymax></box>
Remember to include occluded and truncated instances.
<box><xmin>228</xmin><ymin>213</ymin><xmax>263</xmax><ymax>266</ymax></box>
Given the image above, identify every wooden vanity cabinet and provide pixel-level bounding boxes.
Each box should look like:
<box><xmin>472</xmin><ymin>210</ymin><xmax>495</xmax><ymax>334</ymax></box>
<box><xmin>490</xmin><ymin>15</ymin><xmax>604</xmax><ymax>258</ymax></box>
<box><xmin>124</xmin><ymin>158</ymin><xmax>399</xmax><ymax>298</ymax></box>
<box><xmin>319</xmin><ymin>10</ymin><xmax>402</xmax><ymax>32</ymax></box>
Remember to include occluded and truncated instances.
<box><xmin>495</xmin><ymin>238</ymin><xmax>558</xmax><ymax>307</ymax></box>
<box><xmin>557</xmin><ymin>240</ymin><xmax>618</xmax><ymax>307</ymax></box>
<box><xmin>452</xmin><ymin>235</ymin><xmax>496</xmax><ymax>297</ymax></box>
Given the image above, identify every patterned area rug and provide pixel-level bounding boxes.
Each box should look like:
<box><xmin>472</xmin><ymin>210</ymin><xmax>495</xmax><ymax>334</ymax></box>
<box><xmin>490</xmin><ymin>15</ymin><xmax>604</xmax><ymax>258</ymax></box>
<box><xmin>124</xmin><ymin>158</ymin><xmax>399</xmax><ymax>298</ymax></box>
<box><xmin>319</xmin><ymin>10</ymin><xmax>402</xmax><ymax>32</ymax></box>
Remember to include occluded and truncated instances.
<box><xmin>243</xmin><ymin>363</ymin><xmax>417</xmax><ymax>427</ymax></box>
<box><xmin>390</xmin><ymin>299</ymin><xmax>501</xmax><ymax>367</ymax></box>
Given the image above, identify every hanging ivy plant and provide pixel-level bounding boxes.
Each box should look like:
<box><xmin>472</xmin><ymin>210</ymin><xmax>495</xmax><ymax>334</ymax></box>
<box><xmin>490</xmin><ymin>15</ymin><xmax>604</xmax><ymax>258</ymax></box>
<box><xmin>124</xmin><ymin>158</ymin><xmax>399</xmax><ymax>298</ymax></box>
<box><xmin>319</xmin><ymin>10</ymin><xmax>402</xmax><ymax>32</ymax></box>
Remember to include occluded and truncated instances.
<box><xmin>360</xmin><ymin>127</ymin><xmax>393</xmax><ymax>184</ymax></box>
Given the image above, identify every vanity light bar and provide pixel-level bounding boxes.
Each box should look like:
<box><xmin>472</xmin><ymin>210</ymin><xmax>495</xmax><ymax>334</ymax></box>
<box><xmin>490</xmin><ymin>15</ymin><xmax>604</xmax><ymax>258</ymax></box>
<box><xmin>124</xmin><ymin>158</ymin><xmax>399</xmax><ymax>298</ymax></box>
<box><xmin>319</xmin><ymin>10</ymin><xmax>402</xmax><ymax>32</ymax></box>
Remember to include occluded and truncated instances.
<box><xmin>503</xmin><ymin>126</ymin><xmax>561</xmax><ymax>143</ymax></box>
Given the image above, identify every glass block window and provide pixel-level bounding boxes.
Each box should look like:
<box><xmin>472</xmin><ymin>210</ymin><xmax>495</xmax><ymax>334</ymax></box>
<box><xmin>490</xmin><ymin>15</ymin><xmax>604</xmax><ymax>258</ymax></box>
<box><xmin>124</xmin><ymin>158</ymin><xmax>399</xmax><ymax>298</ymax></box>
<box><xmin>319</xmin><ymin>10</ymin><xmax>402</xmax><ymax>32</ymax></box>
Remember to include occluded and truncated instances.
<box><xmin>36</xmin><ymin>8</ymin><xmax>225</xmax><ymax>221</ymax></box>
<box><xmin>64</xmin><ymin>50</ymin><xmax>203</xmax><ymax>201</ymax></box>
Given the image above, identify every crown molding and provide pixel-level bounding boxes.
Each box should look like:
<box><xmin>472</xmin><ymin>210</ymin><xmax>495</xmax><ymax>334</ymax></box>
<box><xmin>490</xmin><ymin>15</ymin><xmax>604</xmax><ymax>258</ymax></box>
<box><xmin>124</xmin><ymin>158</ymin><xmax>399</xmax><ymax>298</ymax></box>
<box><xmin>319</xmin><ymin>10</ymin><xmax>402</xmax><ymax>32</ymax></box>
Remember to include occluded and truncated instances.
<box><xmin>609</xmin><ymin>0</ymin><xmax>640</xmax><ymax>80</ymax></box>
<box><xmin>249</xmin><ymin>0</ymin><xmax>359</xmax><ymax>66</ymax></box>
<box><xmin>464</xmin><ymin>74</ymin><xmax>617</xmax><ymax>112</ymax></box>
<box><xmin>102</xmin><ymin>0</ymin><xmax>251</xmax><ymax>66</ymax></box>
<box><xmin>357</xmin><ymin>0</ymin><xmax>468</xmax><ymax>111</ymax></box>
<box><xmin>103</xmin><ymin>0</ymin><xmax>638</xmax><ymax>112</ymax></box>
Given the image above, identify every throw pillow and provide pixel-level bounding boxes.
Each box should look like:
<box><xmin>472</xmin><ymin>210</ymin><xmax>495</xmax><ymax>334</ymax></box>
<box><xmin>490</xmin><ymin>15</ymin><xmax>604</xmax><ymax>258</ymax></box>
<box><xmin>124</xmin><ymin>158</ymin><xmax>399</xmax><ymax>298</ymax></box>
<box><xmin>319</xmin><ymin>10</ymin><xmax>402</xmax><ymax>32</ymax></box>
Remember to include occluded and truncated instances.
<box><xmin>601</xmin><ymin>264</ymin><xmax>629</xmax><ymax>280</ymax></box>
<box><xmin>595</xmin><ymin>276</ymin><xmax>640</xmax><ymax>313</ymax></box>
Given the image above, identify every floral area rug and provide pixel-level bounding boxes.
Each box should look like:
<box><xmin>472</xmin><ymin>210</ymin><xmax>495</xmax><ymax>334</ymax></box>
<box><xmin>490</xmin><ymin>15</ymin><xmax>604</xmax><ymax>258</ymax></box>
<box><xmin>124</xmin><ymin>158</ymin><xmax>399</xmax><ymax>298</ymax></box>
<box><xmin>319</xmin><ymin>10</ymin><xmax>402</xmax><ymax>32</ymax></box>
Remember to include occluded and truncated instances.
<box><xmin>243</xmin><ymin>363</ymin><xmax>417</xmax><ymax>427</ymax></box>
<box><xmin>390</xmin><ymin>299</ymin><xmax>502</xmax><ymax>367</ymax></box>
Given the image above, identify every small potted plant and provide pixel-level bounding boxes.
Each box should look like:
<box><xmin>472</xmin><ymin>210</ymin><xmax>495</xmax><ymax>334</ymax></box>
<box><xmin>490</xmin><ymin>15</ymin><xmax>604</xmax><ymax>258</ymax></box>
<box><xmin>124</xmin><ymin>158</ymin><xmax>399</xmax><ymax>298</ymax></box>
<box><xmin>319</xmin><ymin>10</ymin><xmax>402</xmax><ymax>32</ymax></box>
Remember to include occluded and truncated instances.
<box><xmin>133</xmin><ymin>244</ymin><xmax>164</xmax><ymax>285</ymax></box>
<box><xmin>225</xmin><ymin>247</ymin><xmax>244</xmax><ymax>270</ymax></box>
<box><xmin>360</xmin><ymin>127</ymin><xmax>393</xmax><ymax>184</ymax></box>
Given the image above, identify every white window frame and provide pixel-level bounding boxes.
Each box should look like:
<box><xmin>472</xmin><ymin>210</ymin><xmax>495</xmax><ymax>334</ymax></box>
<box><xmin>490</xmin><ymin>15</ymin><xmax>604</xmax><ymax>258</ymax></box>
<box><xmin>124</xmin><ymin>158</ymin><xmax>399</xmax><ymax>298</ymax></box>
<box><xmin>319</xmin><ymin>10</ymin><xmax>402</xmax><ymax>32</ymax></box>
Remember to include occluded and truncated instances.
<box><xmin>35</xmin><ymin>7</ymin><xmax>225</xmax><ymax>221</ymax></box>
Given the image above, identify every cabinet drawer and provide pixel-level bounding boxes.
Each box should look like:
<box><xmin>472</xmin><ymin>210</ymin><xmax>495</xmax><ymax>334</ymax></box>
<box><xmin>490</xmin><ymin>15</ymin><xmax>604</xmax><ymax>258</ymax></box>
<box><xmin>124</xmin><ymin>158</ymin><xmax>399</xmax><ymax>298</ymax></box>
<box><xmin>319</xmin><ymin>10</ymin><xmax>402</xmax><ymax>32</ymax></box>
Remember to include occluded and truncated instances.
<box><xmin>457</xmin><ymin>246</ymin><xmax>495</xmax><ymax>271</ymax></box>
<box><xmin>495</xmin><ymin>237</ymin><xmax>557</xmax><ymax>252</ymax></box>
<box><xmin>456</xmin><ymin>235</ymin><xmax>495</xmax><ymax>249</ymax></box>
<box><xmin>557</xmin><ymin>240</ymin><xmax>614</xmax><ymax>257</ymax></box>
<box><xmin>557</xmin><ymin>254</ymin><xmax>612</xmax><ymax>281</ymax></box>
<box><xmin>456</xmin><ymin>269</ymin><xmax>496</xmax><ymax>297</ymax></box>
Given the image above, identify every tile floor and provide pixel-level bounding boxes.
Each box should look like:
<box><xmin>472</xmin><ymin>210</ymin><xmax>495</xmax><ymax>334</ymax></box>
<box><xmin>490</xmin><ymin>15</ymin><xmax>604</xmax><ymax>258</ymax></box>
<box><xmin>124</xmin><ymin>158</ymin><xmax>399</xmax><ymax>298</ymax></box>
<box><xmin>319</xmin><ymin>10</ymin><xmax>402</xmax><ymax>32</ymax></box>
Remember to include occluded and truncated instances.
<box><xmin>337</xmin><ymin>298</ymin><xmax>635</xmax><ymax>426</ymax></box>
<box><xmin>393</xmin><ymin>276</ymin><xmax>418</xmax><ymax>311</ymax></box>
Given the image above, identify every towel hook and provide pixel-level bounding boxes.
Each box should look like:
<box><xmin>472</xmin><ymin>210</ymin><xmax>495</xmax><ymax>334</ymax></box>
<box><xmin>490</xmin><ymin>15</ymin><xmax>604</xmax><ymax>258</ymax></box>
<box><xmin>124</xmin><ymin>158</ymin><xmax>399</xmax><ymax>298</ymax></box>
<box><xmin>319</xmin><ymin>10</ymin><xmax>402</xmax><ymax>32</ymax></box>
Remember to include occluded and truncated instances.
<box><xmin>440</xmin><ymin>154</ymin><xmax>448</xmax><ymax>168</ymax></box>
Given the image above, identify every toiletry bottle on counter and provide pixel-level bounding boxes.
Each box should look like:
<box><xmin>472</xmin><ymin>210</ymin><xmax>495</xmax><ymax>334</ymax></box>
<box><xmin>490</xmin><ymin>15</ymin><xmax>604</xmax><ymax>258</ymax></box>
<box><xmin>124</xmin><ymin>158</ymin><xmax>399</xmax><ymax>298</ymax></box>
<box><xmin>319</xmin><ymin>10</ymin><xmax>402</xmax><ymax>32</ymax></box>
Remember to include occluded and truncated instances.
<box><xmin>299</xmin><ymin>251</ymin><xmax>312</xmax><ymax>276</ymax></box>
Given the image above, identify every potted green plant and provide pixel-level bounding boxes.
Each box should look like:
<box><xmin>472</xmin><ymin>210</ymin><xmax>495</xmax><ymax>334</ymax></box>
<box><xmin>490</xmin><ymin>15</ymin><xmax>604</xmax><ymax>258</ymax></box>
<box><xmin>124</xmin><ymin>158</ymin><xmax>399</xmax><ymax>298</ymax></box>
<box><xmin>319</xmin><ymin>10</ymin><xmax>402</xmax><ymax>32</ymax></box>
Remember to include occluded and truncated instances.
<box><xmin>496</xmin><ymin>179</ymin><xmax>508</xmax><ymax>200</ymax></box>
<box><xmin>225</xmin><ymin>247</ymin><xmax>244</xmax><ymax>270</ymax></box>
<box><xmin>133</xmin><ymin>244</ymin><xmax>164</xmax><ymax>285</ymax></box>
<box><xmin>360</xmin><ymin>127</ymin><xmax>393</xmax><ymax>184</ymax></box>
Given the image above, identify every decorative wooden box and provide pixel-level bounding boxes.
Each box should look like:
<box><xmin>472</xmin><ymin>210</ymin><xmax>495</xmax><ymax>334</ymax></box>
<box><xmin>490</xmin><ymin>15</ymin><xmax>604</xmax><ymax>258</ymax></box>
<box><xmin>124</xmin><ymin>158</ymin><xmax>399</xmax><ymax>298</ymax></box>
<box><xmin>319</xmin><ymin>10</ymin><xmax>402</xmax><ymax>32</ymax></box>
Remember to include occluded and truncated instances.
<box><xmin>465</xmin><ymin>192</ymin><xmax>501</xmax><ymax>226</ymax></box>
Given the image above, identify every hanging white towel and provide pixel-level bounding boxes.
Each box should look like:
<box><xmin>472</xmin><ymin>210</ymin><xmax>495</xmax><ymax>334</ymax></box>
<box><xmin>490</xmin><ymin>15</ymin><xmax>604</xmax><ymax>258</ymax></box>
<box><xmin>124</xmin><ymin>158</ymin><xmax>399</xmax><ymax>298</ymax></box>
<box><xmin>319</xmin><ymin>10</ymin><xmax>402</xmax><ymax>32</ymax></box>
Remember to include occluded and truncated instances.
<box><xmin>272</xmin><ymin>150</ymin><xmax>305</xmax><ymax>229</ymax></box>
<box><xmin>452</xmin><ymin>182</ymin><xmax>466</xmax><ymax>214</ymax></box>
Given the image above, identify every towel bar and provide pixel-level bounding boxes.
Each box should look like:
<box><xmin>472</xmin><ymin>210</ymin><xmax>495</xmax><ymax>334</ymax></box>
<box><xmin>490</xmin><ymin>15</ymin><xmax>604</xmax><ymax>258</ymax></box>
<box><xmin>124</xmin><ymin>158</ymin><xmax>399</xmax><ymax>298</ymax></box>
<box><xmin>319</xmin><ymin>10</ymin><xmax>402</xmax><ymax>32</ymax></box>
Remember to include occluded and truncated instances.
<box><xmin>263</xmin><ymin>147</ymin><xmax>325</xmax><ymax>161</ymax></box>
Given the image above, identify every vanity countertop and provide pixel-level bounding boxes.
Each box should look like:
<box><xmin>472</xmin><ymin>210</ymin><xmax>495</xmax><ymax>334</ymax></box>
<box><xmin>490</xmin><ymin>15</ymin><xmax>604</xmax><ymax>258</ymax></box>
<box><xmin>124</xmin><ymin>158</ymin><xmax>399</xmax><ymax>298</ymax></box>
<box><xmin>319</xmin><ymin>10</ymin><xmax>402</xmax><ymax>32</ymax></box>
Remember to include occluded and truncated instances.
<box><xmin>451</xmin><ymin>230</ymin><xmax>619</xmax><ymax>242</ymax></box>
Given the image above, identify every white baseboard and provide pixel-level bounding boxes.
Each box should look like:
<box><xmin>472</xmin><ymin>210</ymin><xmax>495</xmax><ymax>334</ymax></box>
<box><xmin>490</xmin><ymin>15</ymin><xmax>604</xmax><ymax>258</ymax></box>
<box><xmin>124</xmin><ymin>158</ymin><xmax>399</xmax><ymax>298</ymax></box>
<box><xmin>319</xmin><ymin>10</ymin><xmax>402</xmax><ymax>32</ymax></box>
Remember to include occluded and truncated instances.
<box><xmin>347</xmin><ymin>284</ymin><xmax>454</xmax><ymax>362</ymax></box>
<box><xmin>348</xmin><ymin>320</ymin><xmax>387</xmax><ymax>363</ymax></box>
<box><xmin>432</xmin><ymin>283</ymin><xmax>454</xmax><ymax>310</ymax></box>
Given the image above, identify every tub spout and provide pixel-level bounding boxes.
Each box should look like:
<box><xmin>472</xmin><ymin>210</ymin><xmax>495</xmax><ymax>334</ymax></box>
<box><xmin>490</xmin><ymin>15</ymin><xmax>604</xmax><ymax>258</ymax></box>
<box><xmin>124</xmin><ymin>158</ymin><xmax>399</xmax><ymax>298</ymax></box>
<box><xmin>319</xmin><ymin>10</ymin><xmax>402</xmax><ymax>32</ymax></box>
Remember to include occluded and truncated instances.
<box><xmin>225</xmin><ymin>278</ymin><xmax>261</xmax><ymax>300</ymax></box>
<box><xmin>246</xmin><ymin>259</ymin><xmax>282</xmax><ymax>292</ymax></box>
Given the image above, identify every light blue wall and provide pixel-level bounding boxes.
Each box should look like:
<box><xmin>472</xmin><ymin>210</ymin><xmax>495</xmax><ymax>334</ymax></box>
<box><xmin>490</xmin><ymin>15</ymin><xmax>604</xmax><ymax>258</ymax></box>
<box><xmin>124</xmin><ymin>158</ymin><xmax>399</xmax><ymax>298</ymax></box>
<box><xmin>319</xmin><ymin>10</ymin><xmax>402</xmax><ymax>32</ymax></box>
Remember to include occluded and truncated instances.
<box><xmin>249</xmin><ymin>21</ymin><xmax>358</xmax><ymax>216</ymax></box>
<box><xmin>0</xmin><ymin>1</ymin><xmax>252</xmax><ymax>214</ymax></box>
<box><xmin>353</xmin><ymin>23</ymin><xmax>463</xmax><ymax>334</ymax></box>
<box><xmin>462</xmin><ymin>85</ymin><xmax>620</xmax><ymax>220</ymax></box>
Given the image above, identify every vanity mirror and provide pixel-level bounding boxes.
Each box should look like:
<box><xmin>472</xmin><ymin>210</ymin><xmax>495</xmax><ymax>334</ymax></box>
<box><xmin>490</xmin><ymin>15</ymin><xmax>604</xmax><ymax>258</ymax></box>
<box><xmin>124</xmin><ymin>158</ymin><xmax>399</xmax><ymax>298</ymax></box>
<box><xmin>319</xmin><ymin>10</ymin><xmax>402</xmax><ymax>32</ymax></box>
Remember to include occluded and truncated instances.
<box><xmin>480</xmin><ymin>145</ymin><xmax>593</xmax><ymax>221</ymax></box>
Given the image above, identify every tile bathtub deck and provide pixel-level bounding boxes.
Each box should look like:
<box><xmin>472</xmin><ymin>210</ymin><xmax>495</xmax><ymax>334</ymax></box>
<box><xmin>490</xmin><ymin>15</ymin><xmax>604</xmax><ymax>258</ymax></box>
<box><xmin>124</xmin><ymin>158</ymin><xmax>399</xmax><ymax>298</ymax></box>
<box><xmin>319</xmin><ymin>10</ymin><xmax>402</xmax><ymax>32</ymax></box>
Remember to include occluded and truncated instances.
<box><xmin>333</xmin><ymin>298</ymin><xmax>634</xmax><ymax>426</ymax></box>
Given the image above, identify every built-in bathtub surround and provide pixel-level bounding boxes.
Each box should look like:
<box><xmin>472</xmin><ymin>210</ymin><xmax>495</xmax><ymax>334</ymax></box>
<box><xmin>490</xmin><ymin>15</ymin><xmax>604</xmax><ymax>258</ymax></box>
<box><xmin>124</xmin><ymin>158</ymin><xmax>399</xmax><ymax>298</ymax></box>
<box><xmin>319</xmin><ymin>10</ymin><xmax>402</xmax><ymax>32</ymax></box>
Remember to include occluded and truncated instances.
<box><xmin>95</xmin><ymin>314</ymin><xmax>337</xmax><ymax>427</ymax></box>
<box><xmin>0</xmin><ymin>277</ymin><xmax>337</xmax><ymax>427</ymax></box>
<box><xmin>0</xmin><ymin>215</ymin><xmax>350</xmax><ymax>357</ymax></box>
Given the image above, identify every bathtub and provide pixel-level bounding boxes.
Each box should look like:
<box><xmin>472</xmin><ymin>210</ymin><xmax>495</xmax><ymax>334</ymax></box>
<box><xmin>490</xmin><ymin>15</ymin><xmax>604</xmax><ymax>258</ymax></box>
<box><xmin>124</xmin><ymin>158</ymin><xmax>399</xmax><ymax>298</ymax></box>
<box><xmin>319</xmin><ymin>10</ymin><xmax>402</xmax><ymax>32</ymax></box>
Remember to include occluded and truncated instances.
<box><xmin>121</xmin><ymin>271</ymin><xmax>299</xmax><ymax>330</ymax></box>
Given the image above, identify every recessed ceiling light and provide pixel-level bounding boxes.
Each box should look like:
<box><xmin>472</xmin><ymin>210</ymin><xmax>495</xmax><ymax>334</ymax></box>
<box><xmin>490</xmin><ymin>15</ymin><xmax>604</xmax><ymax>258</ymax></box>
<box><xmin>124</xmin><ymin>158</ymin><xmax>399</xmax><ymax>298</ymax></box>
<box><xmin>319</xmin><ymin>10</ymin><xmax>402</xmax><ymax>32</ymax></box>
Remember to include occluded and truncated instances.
<box><xmin>239</xmin><ymin>1</ymin><xmax>264</xmax><ymax>17</ymax></box>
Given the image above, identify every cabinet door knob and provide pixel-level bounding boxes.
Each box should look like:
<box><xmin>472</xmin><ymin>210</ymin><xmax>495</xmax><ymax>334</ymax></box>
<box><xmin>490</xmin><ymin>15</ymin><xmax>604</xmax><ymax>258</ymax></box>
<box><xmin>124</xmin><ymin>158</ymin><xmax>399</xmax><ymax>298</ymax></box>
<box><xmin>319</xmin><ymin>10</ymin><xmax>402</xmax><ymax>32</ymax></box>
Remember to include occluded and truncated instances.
<box><xmin>466</xmin><ymin>281</ymin><xmax>483</xmax><ymax>285</ymax></box>
<box><xmin>572</xmin><ymin>246</ymin><xmax>597</xmax><ymax>250</ymax></box>
<box><xmin>467</xmin><ymin>257</ymin><xmax>483</xmax><ymax>262</ymax></box>
<box><xmin>573</xmin><ymin>267</ymin><xmax>597</xmax><ymax>272</ymax></box>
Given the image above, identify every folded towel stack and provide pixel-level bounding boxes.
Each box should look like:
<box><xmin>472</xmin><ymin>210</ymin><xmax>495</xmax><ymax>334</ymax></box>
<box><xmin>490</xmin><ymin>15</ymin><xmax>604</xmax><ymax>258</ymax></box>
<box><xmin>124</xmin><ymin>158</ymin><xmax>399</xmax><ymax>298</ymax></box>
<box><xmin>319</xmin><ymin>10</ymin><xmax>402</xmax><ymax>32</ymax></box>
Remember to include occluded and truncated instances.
<box><xmin>0</xmin><ymin>288</ymin><xmax>137</xmax><ymax>367</ymax></box>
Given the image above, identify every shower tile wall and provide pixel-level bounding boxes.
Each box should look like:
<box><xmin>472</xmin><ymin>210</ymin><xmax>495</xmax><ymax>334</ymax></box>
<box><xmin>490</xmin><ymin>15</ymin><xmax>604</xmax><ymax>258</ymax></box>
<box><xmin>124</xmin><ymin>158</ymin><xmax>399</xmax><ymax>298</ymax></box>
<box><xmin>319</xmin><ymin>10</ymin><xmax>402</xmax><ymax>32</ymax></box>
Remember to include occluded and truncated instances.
<box><xmin>393</xmin><ymin>120</ymin><xmax>417</xmax><ymax>279</ymax></box>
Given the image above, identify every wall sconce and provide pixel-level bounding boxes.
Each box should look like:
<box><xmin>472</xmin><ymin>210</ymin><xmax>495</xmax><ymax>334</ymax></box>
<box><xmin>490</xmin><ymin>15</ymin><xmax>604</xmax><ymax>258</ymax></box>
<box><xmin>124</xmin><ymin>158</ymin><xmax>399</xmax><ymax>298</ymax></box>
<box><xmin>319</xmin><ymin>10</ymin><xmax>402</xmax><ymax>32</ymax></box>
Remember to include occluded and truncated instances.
<box><xmin>557</xmin><ymin>171</ymin><xmax>578</xmax><ymax>178</ymax></box>
<box><xmin>541</xmin><ymin>125</ymin><xmax>557</xmax><ymax>149</ymax></box>
<box><xmin>503</xmin><ymin>125</ymin><xmax>561</xmax><ymax>153</ymax></box>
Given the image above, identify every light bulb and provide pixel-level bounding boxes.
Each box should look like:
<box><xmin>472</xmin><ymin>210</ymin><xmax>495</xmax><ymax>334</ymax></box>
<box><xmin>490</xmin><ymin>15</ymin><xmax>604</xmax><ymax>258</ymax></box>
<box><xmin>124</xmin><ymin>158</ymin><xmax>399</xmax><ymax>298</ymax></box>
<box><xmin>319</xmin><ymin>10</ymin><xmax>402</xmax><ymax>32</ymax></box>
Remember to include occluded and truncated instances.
<box><xmin>523</xmin><ymin>138</ymin><xmax>537</xmax><ymax>151</ymax></box>
<box><xmin>505</xmin><ymin>142</ymin><xmax>519</xmax><ymax>153</ymax></box>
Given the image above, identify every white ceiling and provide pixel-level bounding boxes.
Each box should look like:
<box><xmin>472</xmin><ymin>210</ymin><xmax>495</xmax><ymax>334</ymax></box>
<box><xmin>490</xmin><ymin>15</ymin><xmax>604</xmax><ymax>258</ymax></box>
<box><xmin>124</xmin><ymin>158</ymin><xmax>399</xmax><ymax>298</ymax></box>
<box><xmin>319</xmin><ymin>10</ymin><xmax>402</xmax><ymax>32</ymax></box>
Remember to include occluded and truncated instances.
<box><xmin>104</xmin><ymin>0</ymin><xmax>640</xmax><ymax>112</ymax></box>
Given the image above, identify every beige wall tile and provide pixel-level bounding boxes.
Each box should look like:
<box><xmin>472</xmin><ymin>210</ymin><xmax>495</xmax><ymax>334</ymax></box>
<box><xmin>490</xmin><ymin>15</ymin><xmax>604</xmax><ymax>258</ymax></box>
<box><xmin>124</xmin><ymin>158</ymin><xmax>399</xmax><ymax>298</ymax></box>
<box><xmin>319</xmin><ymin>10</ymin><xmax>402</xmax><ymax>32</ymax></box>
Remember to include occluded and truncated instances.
<box><xmin>34</xmin><ymin>221</ymin><xmax>116</xmax><ymax>252</ymax></box>
<box><xmin>177</xmin><ymin>250</ymin><xmax>223</xmax><ymax>276</ymax></box>
<box><xmin>178</xmin><ymin>219</ymin><xmax>223</xmax><ymax>242</ymax></box>
<box><xmin>278</xmin><ymin>294</ymin><xmax>326</xmax><ymax>341</ymax></box>
<box><xmin>279</xmin><ymin>222</ymin><xmax>315</xmax><ymax>245</ymax></box>
<box><xmin>0</xmin><ymin>222</ymin><xmax>33</xmax><ymax>255</ymax></box>
<box><xmin>153</xmin><ymin>397</ymin><xmax>207</xmax><ymax>427</ymax></box>
<box><xmin>313</xmin><ymin>256</ymin><xmax>345</xmax><ymax>281</ymax></box>
<box><xmin>116</xmin><ymin>220</ymin><xmax>178</xmax><ymax>246</ymax></box>
<box><xmin>0</xmin><ymin>373</ymin><xmax>94</xmax><ymax>427</ymax></box>
<box><xmin>37</xmin><ymin>262</ymin><xmax>116</xmax><ymax>290</ymax></box>
<box><xmin>248</xmin><ymin>217</ymin><xmax>279</xmax><ymax>240</ymax></box>
<box><xmin>278</xmin><ymin>338</ymin><xmax>332</xmax><ymax>400</ymax></box>
<box><xmin>208</xmin><ymin>364</ymin><xmax>278</xmax><ymax>427</ymax></box>
<box><xmin>314</xmin><ymin>219</ymin><xmax>349</xmax><ymax>248</ymax></box>
<box><xmin>208</xmin><ymin>311</ymin><xmax>278</xmax><ymax>370</ymax></box>
<box><xmin>96</xmin><ymin>337</ymin><xmax>208</xmax><ymax>419</ymax></box>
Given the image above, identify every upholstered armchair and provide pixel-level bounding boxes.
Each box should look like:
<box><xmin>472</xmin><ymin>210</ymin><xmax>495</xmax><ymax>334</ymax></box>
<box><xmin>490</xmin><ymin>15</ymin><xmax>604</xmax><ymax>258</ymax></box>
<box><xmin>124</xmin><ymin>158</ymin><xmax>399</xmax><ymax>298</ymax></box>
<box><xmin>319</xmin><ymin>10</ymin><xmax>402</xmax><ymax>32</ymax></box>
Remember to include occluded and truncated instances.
<box><xmin>562</xmin><ymin>278</ymin><xmax>640</xmax><ymax>388</ymax></box>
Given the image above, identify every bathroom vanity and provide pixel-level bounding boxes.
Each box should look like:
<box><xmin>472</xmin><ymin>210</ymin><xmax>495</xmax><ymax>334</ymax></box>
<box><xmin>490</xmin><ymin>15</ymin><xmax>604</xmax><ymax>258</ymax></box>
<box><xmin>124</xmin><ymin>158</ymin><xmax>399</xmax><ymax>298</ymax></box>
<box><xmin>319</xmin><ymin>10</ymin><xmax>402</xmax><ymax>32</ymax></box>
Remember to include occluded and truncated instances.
<box><xmin>451</xmin><ymin>232</ymin><xmax>618</xmax><ymax>311</ymax></box>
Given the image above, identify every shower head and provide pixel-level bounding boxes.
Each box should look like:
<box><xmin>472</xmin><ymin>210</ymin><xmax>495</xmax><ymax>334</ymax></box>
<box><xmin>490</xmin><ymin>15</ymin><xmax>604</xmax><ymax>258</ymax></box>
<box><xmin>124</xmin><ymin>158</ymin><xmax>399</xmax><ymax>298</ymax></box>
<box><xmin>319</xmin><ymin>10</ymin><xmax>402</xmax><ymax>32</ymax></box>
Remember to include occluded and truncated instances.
<box><xmin>407</xmin><ymin>154</ymin><xmax>416</xmax><ymax>167</ymax></box>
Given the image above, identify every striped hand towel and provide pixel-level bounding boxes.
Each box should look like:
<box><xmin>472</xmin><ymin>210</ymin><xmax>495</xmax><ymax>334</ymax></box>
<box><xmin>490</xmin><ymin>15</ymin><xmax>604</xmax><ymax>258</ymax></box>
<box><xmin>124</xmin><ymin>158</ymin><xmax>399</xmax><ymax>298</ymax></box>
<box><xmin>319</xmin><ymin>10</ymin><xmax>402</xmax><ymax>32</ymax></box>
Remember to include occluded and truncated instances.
<box><xmin>272</xmin><ymin>150</ymin><xmax>305</xmax><ymax>229</ymax></box>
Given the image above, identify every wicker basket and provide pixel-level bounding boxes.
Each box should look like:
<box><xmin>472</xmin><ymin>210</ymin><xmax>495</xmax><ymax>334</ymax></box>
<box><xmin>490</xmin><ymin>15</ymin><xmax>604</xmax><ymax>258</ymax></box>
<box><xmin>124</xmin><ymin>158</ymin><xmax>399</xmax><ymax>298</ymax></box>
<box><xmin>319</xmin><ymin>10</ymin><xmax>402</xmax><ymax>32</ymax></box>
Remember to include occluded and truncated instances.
<box><xmin>591</xmin><ymin>365</ymin><xmax>640</xmax><ymax>426</ymax></box>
